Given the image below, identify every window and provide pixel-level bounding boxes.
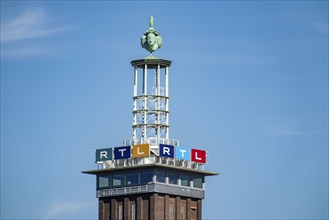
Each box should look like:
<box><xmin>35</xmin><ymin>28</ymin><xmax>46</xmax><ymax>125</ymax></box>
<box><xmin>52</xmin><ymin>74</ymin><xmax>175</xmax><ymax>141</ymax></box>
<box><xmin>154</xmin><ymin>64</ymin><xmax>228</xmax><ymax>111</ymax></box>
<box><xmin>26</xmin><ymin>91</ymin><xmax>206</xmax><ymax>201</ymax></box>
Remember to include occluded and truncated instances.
<box><xmin>180</xmin><ymin>174</ymin><xmax>190</xmax><ymax>187</ymax></box>
<box><xmin>192</xmin><ymin>176</ymin><xmax>203</xmax><ymax>189</ymax></box>
<box><xmin>119</xmin><ymin>205</ymin><xmax>123</xmax><ymax>220</ymax></box>
<box><xmin>113</xmin><ymin>173</ymin><xmax>125</xmax><ymax>187</ymax></box>
<box><xmin>131</xmin><ymin>203</ymin><xmax>136</xmax><ymax>220</ymax></box>
<box><xmin>127</xmin><ymin>172</ymin><xmax>138</xmax><ymax>186</ymax></box>
<box><xmin>181</xmin><ymin>206</ymin><xmax>185</xmax><ymax>220</ymax></box>
<box><xmin>155</xmin><ymin>170</ymin><xmax>166</xmax><ymax>183</ymax></box>
<box><xmin>169</xmin><ymin>204</ymin><xmax>174</xmax><ymax>220</ymax></box>
<box><xmin>140</xmin><ymin>170</ymin><xmax>153</xmax><ymax>184</ymax></box>
<box><xmin>98</xmin><ymin>176</ymin><xmax>110</xmax><ymax>188</ymax></box>
<box><xmin>168</xmin><ymin>172</ymin><xmax>178</xmax><ymax>185</ymax></box>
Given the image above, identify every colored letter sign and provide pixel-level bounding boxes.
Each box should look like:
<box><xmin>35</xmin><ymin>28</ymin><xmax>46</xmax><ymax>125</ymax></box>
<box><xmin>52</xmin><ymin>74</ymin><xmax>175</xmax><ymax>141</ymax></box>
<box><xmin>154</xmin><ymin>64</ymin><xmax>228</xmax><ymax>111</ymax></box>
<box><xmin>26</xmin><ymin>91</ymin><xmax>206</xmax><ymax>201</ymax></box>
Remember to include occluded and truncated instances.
<box><xmin>175</xmin><ymin>146</ymin><xmax>190</xmax><ymax>160</ymax></box>
<box><xmin>159</xmin><ymin>144</ymin><xmax>174</xmax><ymax>158</ymax></box>
<box><xmin>191</xmin><ymin>149</ymin><xmax>206</xmax><ymax>163</ymax></box>
<box><xmin>132</xmin><ymin>144</ymin><xmax>150</xmax><ymax>158</ymax></box>
<box><xmin>114</xmin><ymin>146</ymin><xmax>131</xmax><ymax>159</ymax></box>
<box><xmin>95</xmin><ymin>148</ymin><xmax>112</xmax><ymax>162</ymax></box>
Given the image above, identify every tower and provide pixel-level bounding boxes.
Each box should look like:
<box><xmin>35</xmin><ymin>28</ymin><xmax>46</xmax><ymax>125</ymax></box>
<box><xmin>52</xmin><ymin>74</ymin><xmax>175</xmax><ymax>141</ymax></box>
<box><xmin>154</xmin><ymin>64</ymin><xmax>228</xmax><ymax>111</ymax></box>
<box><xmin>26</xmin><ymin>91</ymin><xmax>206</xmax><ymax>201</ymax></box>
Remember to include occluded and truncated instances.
<box><xmin>82</xmin><ymin>17</ymin><xmax>218</xmax><ymax>220</ymax></box>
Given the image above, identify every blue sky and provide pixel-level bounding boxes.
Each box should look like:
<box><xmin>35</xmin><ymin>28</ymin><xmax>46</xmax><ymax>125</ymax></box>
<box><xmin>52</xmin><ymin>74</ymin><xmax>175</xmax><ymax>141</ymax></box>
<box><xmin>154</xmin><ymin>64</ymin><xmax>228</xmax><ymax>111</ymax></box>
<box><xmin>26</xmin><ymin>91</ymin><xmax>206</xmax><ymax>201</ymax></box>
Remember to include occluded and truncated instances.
<box><xmin>1</xmin><ymin>1</ymin><xmax>328</xmax><ymax>219</ymax></box>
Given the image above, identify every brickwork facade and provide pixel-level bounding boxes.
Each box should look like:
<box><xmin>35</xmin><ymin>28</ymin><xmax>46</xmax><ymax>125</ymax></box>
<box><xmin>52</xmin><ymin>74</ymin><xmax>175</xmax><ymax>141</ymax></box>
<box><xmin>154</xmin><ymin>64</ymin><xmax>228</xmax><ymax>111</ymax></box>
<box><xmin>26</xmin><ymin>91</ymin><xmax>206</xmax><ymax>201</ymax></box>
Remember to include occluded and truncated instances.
<box><xmin>98</xmin><ymin>193</ymin><xmax>201</xmax><ymax>220</ymax></box>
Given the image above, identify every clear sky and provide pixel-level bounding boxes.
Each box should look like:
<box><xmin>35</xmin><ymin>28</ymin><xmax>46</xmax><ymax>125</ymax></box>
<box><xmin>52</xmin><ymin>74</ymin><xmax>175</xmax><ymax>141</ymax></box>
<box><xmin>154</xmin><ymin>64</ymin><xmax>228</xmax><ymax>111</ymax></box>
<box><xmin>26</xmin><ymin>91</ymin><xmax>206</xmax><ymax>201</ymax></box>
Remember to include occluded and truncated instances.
<box><xmin>1</xmin><ymin>1</ymin><xmax>328</xmax><ymax>219</ymax></box>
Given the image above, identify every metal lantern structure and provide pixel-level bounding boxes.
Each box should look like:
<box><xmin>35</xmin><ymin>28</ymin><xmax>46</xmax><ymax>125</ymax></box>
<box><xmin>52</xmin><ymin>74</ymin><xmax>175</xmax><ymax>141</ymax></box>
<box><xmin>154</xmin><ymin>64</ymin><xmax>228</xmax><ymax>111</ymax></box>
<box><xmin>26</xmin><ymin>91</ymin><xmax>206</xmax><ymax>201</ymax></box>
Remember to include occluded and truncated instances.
<box><xmin>132</xmin><ymin>59</ymin><xmax>170</xmax><ymax>142</ymax></box>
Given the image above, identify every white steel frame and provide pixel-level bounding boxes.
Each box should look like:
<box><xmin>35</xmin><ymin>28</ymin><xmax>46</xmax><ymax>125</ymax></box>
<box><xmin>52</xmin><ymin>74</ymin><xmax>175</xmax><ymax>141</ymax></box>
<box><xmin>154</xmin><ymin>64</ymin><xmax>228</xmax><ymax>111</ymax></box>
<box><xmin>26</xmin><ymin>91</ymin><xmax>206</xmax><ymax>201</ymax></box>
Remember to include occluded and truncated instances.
<box><xmin>132</xmin><ymin>64</ymin><xmax>169</xmax><ymax>144</ymax></box>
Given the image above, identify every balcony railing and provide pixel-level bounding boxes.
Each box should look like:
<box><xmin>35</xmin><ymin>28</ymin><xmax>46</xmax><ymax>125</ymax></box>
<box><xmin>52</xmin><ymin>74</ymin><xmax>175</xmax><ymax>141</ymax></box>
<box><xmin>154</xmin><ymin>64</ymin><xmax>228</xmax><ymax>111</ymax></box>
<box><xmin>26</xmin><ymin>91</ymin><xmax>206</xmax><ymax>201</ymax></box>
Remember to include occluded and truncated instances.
<box><xmin>97</xmin><ymin>156</ymin><xmax>205</xmax><ymax>171</ymax></box>
<box><xmin>96</xmin><ymin>183</ymin><xmax>205</xmax><ymax>199</ymax></box>
<box><xmin>123</xmin><ymin>138</ymin><xmax>179</xmax><ymax>147</ymax></box>
<box><xmin>97</xmin><ymin>185</ymin><xmax>151</xmax><ymax>197</ymax></box>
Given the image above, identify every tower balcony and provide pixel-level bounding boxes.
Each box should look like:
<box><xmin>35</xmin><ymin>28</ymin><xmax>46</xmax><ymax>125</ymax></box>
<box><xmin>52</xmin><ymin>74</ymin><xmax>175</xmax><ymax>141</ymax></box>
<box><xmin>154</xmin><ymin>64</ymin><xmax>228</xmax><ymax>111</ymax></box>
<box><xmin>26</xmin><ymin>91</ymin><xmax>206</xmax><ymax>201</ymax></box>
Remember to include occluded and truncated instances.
<box><xmin>96</xmin><ymin>183</ymin><xmax>205</xmax><ymax>199</ymax></box>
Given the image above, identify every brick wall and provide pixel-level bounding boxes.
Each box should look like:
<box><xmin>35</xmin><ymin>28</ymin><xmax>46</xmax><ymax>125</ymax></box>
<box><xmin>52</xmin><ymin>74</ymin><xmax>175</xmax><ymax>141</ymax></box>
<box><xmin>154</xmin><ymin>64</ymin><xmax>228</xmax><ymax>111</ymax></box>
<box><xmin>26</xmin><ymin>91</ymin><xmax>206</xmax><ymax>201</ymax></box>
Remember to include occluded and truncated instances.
<box><xmin>99</xmin><ymin>193</ymin><xmax>202</xmax><ymax>220</ymax></box>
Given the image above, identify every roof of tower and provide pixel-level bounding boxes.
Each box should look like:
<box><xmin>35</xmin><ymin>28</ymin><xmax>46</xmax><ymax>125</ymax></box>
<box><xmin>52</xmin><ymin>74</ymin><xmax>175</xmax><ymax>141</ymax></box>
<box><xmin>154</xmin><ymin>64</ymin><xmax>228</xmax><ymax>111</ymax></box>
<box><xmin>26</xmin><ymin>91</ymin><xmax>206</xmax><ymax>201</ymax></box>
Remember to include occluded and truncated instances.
<box><xmin>82</xmin><ymin>163</ymin><xmax>219</xmax><ymax>176</ymax></box>
<box><xmin>131</xmin><ymin>58</ymin><xmax>172</xmax><ymax>69</ymax></box>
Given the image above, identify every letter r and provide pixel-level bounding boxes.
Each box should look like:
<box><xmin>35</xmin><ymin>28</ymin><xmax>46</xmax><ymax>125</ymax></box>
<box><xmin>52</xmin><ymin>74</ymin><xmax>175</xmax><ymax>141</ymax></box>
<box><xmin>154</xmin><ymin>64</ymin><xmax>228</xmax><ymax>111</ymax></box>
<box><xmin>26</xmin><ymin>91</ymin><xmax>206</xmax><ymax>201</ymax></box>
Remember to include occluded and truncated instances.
<box><xmin>163</xmin><ymin>147</ymin><xmax>170</xmax><ymax>155</ymax></box>
<box><xmin>100</xmin><ymin>151</ymin><xmax>108</xmax><ymax>159</ymax></box>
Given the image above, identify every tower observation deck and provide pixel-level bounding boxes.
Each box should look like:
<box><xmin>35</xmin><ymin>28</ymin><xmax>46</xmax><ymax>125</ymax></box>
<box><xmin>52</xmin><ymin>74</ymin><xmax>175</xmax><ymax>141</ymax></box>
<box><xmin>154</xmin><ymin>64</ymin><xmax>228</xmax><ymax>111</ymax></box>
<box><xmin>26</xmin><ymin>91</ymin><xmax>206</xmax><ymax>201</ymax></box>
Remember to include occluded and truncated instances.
<box><xmin>82</xmin><ymin>16</ymin><xmax>218</xmax><ymax>220</ymax></box>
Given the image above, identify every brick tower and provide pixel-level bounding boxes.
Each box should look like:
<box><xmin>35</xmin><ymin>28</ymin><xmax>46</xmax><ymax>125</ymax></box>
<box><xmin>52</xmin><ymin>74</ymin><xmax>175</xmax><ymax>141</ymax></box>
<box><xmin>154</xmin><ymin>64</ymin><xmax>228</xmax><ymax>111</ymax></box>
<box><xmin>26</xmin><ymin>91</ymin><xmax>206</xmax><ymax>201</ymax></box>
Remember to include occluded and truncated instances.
<box><xmin>82</xmin><ymin>17</ymin><xmax>218</xmax><ymax>220</ymax></box>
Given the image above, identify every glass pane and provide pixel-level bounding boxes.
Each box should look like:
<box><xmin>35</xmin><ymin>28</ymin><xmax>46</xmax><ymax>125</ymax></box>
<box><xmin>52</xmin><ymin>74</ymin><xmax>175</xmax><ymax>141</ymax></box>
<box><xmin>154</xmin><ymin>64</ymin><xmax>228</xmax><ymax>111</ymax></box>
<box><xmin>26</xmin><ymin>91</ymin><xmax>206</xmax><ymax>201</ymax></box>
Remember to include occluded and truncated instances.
<box><xmin>127</xmin><ymin>172</ymin><xmax>138</xmax><ymax>186</ymax></box>
<box><xmin>180</xmin><ymin>174</ymin><xmax>190</xmax><ymax>187</ymax></box>
<box><xmin>193</xmin><ymin>176</ymin><xmax>203</xmax><ymax>189</ymax></box>
<box><xmin>119</xmin><ymin>205</ymin><xmax>123</xmax><ymax>220</ymax></box>
<box><xmin>155</xmin><ymin>170</ymin><xmax>166</xmax><ymax>183</ymax></box>
<box><xmin>168</xmin><ymin>172</ymin><xmax>178</xmax><ymax>185</ymax></box>
<box><xmin>141</xmin><ymin>170</ymin><xmax>153</xmax><ymax>184</ymax></box>
<box><xmin>131</xmin><ymin>204</ymin><xmax>136</xmax><ymax>220</ymax></box>
<box><xmin>113</xmin><ymin>173</ymin><xmax>124</xmax><ymax>187</ymax></box>
<box><xmin>169</xmin><ymin>204</ymin><xmax>174</xmax><ymax>220</ymax></box>
<box><xmin>98</xmin><ymin>176</ymin><xmax>110</xmax><ymax>188</ymax></box>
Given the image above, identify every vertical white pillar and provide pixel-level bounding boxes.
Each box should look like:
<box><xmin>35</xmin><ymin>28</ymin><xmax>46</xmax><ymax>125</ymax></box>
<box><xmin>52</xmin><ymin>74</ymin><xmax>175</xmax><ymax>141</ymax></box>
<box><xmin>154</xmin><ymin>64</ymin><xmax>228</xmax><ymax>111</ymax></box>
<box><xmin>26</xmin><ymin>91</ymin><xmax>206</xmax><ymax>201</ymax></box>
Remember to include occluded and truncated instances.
<box><xmin>133</xmin><ymin>67</ymin><xmax>138</xmax><ymax>140</ymax></box>
<box><xmin>134</xmin><ymin>67</ymin><xmax>138</xmax><ymax>97</ymax></box>
<box><xmin>143</xmin><ymin>65</ymin><xmax>148</xmax><ymax>140</ymax></box>
<box><xmin>143</xmin><ymin>65</ymin><xmax>148</xmax><ymax>95</ymax></box>
<box><xmin>165</xmin><ymin>66</ymin><xmax>169</xmax><ymax>98</ymax></box>
<box><xmin>157</xmin><ymin>64</ymin><xmax>161</xmax><ymax>140</ymax></box>
<box><xmin>165</xmin><ymin>66</ymin><xmax>169</xmax><ymax>139</ymax></box>
<box><xmin>157</xmin><ymin>65</ymin><xmax>161</xmax><ymax>95</ymax></box>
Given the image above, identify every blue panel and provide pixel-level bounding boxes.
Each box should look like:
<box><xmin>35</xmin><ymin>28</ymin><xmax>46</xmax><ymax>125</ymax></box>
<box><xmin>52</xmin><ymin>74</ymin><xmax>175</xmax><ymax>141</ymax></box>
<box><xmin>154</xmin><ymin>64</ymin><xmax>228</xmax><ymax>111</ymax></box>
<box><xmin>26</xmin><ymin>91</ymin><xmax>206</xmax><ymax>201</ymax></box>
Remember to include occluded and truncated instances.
<box><xmin>95</xmin><ymin>148</ymin><xmax>112</xmax><ymax>162</ymax></box>
<box><xmin>114</xmin><ymin>146</ymin><xmax>131</xmax><ymax>159</ymax></box>
<box><xmin>159</xmin><ymin>144</ymin><xmax>174</xmax><ymax>158</ymax></box>
<box><xmin>175</xmin><ymin>146</ymin><xmax>190</xmax><ymax>160</ymax></box>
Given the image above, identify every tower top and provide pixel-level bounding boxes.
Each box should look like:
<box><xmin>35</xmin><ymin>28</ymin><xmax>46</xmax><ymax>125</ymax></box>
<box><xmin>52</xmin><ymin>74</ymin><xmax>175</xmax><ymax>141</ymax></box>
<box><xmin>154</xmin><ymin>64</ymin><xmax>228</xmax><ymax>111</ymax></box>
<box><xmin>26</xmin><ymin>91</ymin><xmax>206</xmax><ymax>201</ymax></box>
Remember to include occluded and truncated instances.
<box><xmin>141</xmin><ymin>16</ymin><xmax>162</xmax><ymax>55</ymax></box>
